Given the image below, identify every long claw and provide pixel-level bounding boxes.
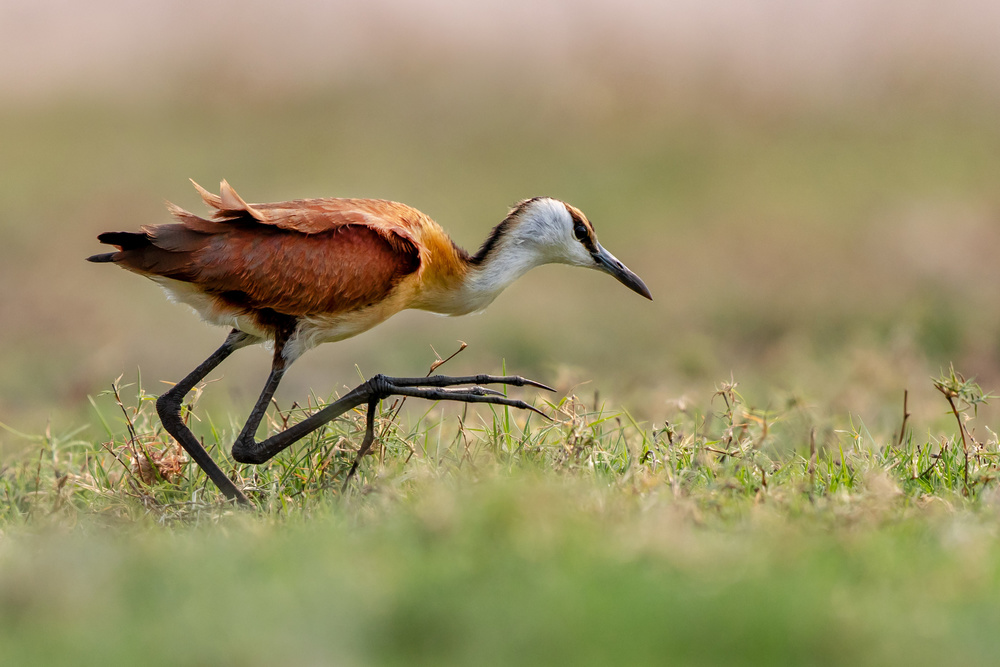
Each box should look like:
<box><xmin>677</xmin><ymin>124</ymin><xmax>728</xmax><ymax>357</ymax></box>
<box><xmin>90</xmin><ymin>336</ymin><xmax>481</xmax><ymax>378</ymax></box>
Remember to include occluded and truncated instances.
<box><xmin>436</xmin><ymin>385</ymin><xmax>506</xmax><ymax>397</ymax></box>
<box><xmin>472</xmin><ymin>375</ymin><xmax>554</xmax><ymax>392</ymax></box>
<box><xmin>388</xmin><ymin>386</ymin><xmax>550</xmax><ymax>419</ymax></box>
<box><xmin>508</xmin><ymin>401</ymin><xmax>551</xmax><ymax>420</ymax></box>
<box><xmin>487</xmin><ymin>375</ymin><xmax>554</xmax><ymax>392</ymax></box>
<box><xmin>387</xmin><ymin>374</ymin><xmax>554</xmax><ymax>392</ymax></box>
<box><xmin>512</xmin><ymin>377</ymin><xmax>555</xmax><ymax>392</ymax></box>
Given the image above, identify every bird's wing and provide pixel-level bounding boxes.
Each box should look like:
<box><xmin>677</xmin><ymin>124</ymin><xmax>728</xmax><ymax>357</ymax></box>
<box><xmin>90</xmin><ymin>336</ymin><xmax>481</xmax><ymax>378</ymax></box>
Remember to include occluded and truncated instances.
<box><xmin>103</xmin><ymin>181</ymin><xmax>426</xmax><ymax>317</ymax></box>
<box><xmin>181</xmin><ymin>223</ymin><xmax>421</xmax><ymax>317</ymax></box>
<box><xmin>185</xmin><ymin>180</ymin><xmax>423</xmax><ymax>257</ymax></box>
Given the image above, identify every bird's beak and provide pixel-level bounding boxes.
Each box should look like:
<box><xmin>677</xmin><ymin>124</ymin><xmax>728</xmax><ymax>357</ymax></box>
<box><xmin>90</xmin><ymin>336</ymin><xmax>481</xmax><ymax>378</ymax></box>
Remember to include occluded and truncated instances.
<box><xmin>593</xmin><ymin>244</ymin><xmax>652</xmax><ymax>300</ymax></box>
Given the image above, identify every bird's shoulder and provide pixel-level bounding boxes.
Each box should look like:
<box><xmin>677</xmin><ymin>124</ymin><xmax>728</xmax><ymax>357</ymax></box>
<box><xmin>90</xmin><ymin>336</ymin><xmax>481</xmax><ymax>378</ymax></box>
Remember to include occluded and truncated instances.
<box><xmin>184</xmin><ymin>179</ymin><xmax>431</xmax><ymax>238</ymax></box>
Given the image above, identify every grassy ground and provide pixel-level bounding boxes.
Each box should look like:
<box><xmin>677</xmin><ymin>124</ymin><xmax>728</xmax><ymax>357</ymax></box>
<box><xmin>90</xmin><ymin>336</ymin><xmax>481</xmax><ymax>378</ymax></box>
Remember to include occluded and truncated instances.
<box><xmin>2</xmin><ymin>76</ymin><xmax>1000</xmax><ymax>664</ymax></box>
<box><xmin>3</xmin><ymin>361</ymin><xmax>1000</xmax><ymax>665</ymax></box>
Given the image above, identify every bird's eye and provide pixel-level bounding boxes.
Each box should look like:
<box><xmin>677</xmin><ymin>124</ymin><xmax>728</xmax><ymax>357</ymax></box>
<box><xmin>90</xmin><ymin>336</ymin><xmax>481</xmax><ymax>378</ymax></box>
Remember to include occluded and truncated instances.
<box><xmin>573</xmin><ymin>220</ymin><xmax>589</xmax><ymax>242</ymax></box>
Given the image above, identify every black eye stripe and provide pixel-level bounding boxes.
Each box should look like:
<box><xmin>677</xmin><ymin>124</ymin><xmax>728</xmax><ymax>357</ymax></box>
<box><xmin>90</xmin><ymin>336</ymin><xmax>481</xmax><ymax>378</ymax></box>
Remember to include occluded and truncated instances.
<box><xmin>568</xmin><ymin>210</ymin><xmax>598</xmax><ymax>253</ymax></box>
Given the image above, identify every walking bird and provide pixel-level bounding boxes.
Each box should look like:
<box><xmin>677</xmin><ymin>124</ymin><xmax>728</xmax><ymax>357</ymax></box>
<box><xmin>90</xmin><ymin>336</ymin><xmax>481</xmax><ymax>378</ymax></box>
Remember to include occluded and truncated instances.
<box><xmin>88</xmin><ymin>180</ymin><xmax>651</xmax><ymax>504</ymax></box>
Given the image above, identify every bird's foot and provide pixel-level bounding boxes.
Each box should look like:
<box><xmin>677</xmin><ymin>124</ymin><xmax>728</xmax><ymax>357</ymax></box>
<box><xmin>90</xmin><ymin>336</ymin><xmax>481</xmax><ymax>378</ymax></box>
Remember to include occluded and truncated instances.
<box><xmin>365</xmin><ymin>373</ymin><xmax>554</xmax><ymax>418</ymax></box>
<box><xmin>341</xmin><ymin>373</ymin><xmax>554</xmax><ymax>489</ymax></box>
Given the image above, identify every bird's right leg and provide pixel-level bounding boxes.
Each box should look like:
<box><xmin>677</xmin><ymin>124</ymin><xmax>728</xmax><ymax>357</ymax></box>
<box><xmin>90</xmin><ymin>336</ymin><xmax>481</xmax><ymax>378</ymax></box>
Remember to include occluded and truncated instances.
<box><xmin>156</xmin><ymin>328</ymin><xmax>259</xmax><ymax>504</ymax></box>
<box><xmin>229</xmin><ymin>372</ymin><xmax>553</xmax><ymax>482</ymax></box>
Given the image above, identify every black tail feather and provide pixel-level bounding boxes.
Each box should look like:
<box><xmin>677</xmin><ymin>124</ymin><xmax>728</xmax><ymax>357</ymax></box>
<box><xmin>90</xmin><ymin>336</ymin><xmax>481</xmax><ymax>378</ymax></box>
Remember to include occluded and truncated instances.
<box><xmin>86</xmin><ymin>252</ymin><xmax>118</xmax><ymax>263</ymax></box>
<box><xmin>88</xmin><ymin>230</ymin><xmax>152</xmax><ymax>263</ymax></box>
<box><xmin>96</xmin><ymin>231</ymin><xmax>149</xmax><ymax>250</ymax></box>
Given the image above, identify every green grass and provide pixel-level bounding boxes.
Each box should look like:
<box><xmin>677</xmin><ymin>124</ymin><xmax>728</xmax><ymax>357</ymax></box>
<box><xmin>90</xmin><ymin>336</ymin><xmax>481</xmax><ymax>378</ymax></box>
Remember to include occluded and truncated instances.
<box><xmin>2</xmin><ymin>364</ymin><xmax>1000</xmax><ymax>664</ymax></box>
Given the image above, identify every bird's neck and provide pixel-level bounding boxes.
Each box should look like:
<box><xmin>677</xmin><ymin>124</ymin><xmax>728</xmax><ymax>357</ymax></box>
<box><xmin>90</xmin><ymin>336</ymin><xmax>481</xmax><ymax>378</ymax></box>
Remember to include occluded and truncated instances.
<box><xmin>458</xmin><ymin>246</ymin><xmax>543</xmax><ymax>312</ymax></box>
<box><xmin>413</xmin><ymin>227</ymin><xmax>547</xmax><ymax>316</ymax></box>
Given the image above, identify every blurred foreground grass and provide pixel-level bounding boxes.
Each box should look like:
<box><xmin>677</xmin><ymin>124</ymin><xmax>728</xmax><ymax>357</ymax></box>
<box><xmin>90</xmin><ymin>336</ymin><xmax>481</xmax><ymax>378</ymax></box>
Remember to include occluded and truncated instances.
<box><xmin>2</xmin><ymin>364</ymin><xmax>1000</xmax><ymax>664</ymax></box>
<box><xmin>8</xmin><ymin>481</ymin><xmax>1000</xmax><ymax>666</ymax></box>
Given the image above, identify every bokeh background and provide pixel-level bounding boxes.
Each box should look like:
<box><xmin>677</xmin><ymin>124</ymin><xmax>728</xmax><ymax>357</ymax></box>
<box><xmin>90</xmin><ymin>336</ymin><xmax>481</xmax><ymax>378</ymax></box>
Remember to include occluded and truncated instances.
<box><xmin>3</xmin><ymin>0</ymin><xmax>1000</xmax><ymax>439</ymax></box>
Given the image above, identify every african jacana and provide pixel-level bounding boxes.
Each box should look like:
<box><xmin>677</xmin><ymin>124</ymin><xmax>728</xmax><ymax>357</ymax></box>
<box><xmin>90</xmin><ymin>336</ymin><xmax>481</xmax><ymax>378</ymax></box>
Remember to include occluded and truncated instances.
<box><xmin>88</xmin><ymin>180</ymin><xmax>651</xmax><ymax>503</ymax></box>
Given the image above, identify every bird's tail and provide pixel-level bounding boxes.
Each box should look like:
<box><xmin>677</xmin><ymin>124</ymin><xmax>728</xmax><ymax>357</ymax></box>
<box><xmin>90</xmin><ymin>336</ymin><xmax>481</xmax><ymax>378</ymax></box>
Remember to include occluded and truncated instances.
<box><xmin>86</xmin><ymin>252</ymin><xmax>117</xmax><ymax>263</ymax></box>
<box><xmin>86</xmin><ymin>230</ymin><xmax>151</xmax><ymax>263</ymax></box>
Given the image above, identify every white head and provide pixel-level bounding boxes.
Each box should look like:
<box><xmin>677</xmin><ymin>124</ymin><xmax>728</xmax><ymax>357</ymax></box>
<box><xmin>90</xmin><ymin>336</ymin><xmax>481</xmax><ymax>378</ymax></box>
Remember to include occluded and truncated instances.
<box><xmin>468</xmin><ymin>197</ymin><xmax>652</xmax><ymax>300</ymax></box>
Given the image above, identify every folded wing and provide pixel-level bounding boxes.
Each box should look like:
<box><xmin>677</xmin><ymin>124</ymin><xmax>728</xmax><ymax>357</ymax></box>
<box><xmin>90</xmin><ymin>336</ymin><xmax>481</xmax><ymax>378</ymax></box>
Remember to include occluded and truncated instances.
<box><xmin>91</xmin><ymin>181</ymin><xmax>424</xmax><ymax>317</ymax></box>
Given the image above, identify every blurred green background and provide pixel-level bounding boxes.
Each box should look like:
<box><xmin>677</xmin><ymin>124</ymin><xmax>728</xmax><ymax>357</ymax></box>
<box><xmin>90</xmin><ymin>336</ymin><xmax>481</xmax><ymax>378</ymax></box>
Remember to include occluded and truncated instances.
<box><xmin>2</xmin><ymin>0</ymin><xmax>1000</xmax><ymax>437</ymax></box>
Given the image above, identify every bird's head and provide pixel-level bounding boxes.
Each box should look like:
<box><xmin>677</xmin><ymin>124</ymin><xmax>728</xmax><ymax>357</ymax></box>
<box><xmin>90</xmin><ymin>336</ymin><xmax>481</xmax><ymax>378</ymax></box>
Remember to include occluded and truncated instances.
<box><xmin>477</xmin><ymin>197</ymin><xmax>652</xmax><ymax>300</ymax></box>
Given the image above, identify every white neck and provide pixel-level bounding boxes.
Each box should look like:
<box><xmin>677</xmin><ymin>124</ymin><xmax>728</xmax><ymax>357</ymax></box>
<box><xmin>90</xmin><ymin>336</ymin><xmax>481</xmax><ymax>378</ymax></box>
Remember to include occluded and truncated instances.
<box><xmin>460</xmin><ymin>246</ymin><xmax>546</xmax><ymax>313</ymax></box>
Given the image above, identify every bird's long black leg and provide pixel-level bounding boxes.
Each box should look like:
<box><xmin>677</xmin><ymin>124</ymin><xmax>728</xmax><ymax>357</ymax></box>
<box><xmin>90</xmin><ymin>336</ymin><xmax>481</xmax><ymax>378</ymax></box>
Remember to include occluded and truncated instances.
<box><xmin>342</xmin><ymin>397</ymin><xmax>380</xmax><ymax>491</ymax></box>
<box><xmin>230</xmin><ymin>382</ymin><xmax>373</xmax><ymax>465</ymax></box>
<box><xmin>230</xmin><ymin>324</ymin><xmax>293</xmax><ymax>464</ymax></box>
<box><xmin>155</xmin><ymin>328</ymin><xmax>258</xmax><ymax>504</ymax></box>
<box><xmin>163</xmin><ymin>332</ymin><xmax>551</xmax><ymax>499</ymax></box>
<box><xmin>226</xmin><ymin>373</ymin><xmax>554</xmax><ymax>484</ymax></box>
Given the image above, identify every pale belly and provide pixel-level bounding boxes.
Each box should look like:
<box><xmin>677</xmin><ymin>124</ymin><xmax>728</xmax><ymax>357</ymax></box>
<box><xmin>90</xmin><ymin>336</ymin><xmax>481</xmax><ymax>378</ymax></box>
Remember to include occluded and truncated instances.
<box><xmin>153</xmin><ymin>277</ymin><xmax>404</xmax><ymax>363</ymax></box>
<box><xmin>153</xmin><ymin>278</ymin><xmax>269</xmax><ymax>339</ymax></box>
<box><xmin>289</xmin><ymin>307</ymin><xmax>399</xmax><ymax>360</ymax></box>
